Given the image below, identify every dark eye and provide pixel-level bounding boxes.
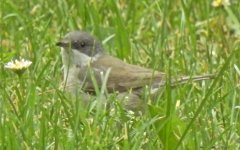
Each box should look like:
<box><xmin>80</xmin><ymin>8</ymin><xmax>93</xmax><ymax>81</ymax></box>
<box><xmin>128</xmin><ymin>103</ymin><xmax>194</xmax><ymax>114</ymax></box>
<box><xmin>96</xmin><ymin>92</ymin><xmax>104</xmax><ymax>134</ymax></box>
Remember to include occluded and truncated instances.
<box><xmin>72</xmin><ymin>41</ymin><xmax>86</xmax><ymax>49</ymax></box>
<box><xmin>80</xmin><ymin>42</ymin><xmax>85</xmax><ymax>47</ymax></box>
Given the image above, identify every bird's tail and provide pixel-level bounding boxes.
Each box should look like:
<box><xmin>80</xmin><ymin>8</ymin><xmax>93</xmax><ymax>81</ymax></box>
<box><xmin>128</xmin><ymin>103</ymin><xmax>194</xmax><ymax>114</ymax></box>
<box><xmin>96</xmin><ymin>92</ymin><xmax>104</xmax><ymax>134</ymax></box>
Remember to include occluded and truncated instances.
<box><xmin>170</xmin><ymin>74</ymin><xmax>215</xmax><ymax>86</ymax></box>
<box><xmin>150</xmin><ymin>74</ymin><xmax>215</xmax><ymax>94</ymax></box>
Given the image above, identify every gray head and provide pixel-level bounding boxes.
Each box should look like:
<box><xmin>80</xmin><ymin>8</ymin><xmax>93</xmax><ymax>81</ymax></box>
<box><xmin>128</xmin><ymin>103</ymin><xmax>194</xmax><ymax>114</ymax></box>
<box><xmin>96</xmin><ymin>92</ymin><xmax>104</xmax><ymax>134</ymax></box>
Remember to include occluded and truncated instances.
<box><xmin>56</xmin><ymin>31</ymin><xmax>104</xmax><ymax>57</ymax></box>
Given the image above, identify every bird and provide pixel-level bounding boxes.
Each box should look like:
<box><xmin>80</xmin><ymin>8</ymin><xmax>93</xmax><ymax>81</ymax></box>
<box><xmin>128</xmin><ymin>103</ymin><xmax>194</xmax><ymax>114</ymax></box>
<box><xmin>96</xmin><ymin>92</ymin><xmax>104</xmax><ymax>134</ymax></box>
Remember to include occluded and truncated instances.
<box><xmin>56</xmin><ymin>31</ymin><xmax>214</xmax><ymax>113</ymax></box>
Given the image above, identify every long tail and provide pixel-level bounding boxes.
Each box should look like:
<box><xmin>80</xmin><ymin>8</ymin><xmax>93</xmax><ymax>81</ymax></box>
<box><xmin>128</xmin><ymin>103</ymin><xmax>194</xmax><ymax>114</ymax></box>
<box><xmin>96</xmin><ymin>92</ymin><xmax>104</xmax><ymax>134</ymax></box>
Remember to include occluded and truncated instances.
<box><xmin>150</xmin><ymin>74</ymin><xmax>215</xmax><ymax>94</ymax></box>
<box><xmin>170</xmin><ymin>74</ymin><xmax>215</xmax><ymax>86</ymax></box>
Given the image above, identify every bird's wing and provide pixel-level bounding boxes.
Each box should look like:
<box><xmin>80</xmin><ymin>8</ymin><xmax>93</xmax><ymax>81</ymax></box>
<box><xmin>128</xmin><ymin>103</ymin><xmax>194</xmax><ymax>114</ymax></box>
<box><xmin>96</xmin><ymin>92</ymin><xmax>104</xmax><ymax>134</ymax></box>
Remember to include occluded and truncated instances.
<box><xmin>81</xmin><ymin>54</ymin><xmax>165</xmax><ymax>93</ymax></box>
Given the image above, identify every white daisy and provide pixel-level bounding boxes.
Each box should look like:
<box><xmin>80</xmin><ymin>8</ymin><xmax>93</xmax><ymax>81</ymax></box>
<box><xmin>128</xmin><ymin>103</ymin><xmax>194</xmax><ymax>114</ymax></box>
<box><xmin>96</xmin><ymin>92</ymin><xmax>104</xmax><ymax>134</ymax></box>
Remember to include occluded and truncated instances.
<box><xmin>4</xmin><ymin>58</ymin><xmax>32</xmax><ymax>75</ymax></box>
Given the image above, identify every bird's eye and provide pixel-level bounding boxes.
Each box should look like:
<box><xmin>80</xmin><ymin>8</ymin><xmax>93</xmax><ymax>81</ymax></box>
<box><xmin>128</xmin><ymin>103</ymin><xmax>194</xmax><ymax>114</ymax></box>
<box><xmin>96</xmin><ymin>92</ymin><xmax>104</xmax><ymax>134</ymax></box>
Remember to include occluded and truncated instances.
<box><xmin>80</xmin><ymin>42</ymin><xmax>85</xmax><ymax>47</ymax></box>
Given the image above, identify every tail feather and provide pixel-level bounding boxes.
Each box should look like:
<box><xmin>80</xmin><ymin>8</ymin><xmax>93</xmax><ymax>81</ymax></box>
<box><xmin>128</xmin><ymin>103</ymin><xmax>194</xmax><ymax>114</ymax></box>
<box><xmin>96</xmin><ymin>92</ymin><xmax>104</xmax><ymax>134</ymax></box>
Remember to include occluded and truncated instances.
<box><xmin>150</xmin><ymin>74</ymin><xmax>215</xmax><ymax>94</ymax></box>
<box><xmin>170</xmin><ymin>74</ymin><xmax>215</xmax><ymax>86</ymax></box>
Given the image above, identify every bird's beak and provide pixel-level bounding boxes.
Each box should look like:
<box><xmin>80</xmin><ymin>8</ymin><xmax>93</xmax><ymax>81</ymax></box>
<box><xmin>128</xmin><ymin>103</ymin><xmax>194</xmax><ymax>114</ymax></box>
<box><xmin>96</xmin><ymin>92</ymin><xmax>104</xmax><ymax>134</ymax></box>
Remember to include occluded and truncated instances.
<box><xmin>56</xmin><ymin>40</ymin><xmax>70</xmax><ymax>48</ymax></box>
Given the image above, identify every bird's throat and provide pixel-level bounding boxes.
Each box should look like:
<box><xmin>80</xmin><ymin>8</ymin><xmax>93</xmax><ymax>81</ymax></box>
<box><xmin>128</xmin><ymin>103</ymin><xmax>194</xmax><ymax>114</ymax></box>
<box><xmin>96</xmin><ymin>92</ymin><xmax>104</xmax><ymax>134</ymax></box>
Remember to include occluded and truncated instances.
<box><xmin>61</xmin><ymin>48</ymin><xmax>102</xmax><ymax>93</ymax></box>
<box><xmin>61</xmin><ymin>48</ymin><xmax>99</xmax><ymax>67</ymax></box>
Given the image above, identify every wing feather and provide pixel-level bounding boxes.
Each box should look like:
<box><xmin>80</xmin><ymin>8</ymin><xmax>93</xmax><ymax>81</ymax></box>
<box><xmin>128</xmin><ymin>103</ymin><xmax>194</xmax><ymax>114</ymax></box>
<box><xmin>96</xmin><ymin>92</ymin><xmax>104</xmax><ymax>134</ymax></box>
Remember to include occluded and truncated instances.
<box><xmin>80</xmin><ymin>54</ymin><xmax>165</xmax><ymax>93</ymax></box>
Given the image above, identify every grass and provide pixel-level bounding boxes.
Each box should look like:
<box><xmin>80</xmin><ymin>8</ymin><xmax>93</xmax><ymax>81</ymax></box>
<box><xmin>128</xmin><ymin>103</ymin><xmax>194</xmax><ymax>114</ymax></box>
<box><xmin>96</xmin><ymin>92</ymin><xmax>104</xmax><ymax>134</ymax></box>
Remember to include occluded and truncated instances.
<box><xmin>1</xmin><ymin>0</ymin><xmax>240</xmax><ymax>149</ymax></box>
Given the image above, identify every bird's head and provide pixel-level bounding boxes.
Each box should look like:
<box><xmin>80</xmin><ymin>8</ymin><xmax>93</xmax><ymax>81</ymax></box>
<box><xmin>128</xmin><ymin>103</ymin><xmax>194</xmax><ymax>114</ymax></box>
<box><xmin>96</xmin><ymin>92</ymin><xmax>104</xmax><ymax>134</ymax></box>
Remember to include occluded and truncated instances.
<box><xmin>56</xmin><ymin>31</ymin><xmax>104</xmax><ymax>67</ymax></box>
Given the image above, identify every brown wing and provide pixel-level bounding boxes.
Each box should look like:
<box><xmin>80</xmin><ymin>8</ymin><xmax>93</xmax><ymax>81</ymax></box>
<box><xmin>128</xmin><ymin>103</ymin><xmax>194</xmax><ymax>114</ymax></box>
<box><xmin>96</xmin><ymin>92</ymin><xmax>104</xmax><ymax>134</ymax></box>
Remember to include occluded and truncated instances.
<box><xmin>80</xmin><ymin>54</ymin><xmax>165</xmax><ymax>93</ymax></box>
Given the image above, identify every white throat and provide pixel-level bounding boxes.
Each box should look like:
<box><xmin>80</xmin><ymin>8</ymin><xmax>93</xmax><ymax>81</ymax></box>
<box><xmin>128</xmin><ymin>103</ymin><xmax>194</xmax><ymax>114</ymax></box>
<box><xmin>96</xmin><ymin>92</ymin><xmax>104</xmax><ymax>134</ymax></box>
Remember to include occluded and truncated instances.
<box><xmin>61</xmin><ymin>48</ymin><xmax>100</xmax><ymax>67</ymax></box>
<box><xmin>60</xmin><ymin>48</ymin><xmax>101</xmax><ymax>92</ymax></box>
